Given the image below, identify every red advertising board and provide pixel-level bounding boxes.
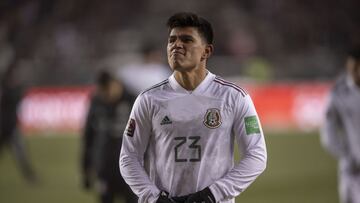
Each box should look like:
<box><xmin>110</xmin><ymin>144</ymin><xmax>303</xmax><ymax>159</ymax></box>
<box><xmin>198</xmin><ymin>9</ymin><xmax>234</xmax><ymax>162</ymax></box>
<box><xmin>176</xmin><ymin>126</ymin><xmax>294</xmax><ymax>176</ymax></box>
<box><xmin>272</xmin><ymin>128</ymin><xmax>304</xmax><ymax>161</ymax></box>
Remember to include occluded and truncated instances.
<box><xmin>245</xmin><ymin>82</ymin><xmax>330</xmax><ymax>132</ymax></box>
<box><xmin>19</xmin><ymin>86</ymin><xmax>93</xmax><ymax>134</ymax></box>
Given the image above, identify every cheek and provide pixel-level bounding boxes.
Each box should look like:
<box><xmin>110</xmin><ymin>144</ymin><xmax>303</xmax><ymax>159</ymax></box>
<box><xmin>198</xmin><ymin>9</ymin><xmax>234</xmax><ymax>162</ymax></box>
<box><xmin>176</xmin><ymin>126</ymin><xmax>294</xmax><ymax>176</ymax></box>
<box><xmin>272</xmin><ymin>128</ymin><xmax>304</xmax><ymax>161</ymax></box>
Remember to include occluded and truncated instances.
<box><xmin>189</xmin><ymin>47</ymin><xmax>204</xmax><ymax>59</ymax></box>
<box><xmin>166</xmin><ymin>46</ymin><xmax>171</xmax><ymax>56</ymax></box>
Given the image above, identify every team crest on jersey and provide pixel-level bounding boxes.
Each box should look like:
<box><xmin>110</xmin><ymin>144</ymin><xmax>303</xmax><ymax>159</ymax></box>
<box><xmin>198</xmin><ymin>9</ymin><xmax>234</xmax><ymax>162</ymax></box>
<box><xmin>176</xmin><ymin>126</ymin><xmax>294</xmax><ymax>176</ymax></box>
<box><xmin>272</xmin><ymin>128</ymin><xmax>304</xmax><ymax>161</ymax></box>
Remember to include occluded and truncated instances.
<box><xmin>125</xmin><ymin>118</ymin><xmax>136</xmax><ymax>137</ymax></box>
<box><xmin>203</xmin><ymin>108</ymin><xmax>222</xmax><ymax>129</ymax></box>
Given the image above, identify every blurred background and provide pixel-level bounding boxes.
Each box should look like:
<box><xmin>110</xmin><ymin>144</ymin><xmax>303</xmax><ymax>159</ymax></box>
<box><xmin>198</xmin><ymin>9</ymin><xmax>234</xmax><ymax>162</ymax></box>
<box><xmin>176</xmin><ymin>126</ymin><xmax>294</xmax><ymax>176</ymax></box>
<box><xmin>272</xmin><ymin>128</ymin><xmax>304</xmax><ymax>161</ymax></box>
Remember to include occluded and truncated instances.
<box><xmin>0</xmin><ymin>0</ymin><xmax>359</xmax><ymax>202</ymax></box>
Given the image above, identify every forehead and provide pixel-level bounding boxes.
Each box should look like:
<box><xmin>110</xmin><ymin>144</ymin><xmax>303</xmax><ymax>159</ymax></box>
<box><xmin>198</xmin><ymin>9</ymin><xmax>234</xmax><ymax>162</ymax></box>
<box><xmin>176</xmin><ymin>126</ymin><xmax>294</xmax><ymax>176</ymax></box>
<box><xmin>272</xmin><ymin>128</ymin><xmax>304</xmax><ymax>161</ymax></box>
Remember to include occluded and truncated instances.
<box><xmin>168</xmin><ymin>27</ymin><xmax>202</xmax><ymax>39</ymax></box>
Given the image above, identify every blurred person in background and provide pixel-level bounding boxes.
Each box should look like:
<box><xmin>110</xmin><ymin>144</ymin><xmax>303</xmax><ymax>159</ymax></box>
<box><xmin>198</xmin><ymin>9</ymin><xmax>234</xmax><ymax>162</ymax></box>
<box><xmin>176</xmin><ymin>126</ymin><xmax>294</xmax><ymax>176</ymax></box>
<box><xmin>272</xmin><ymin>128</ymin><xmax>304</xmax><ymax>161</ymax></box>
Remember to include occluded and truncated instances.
<box><xmin>321</xmin><ymin>45</ymin><xmax>360</xmax><ymax>203</ymax></box>
<box><xmin>0</xmin><ymin>65</ymin><xmax>37</xmax><ymax>184</ymax></box>
<box><xmin>120</xmin><ymin>12</ymin><xmax>267</xmax><ymax>203</ymax></box>
<box><xmin>81</xmin><ymin>69</ymin><xmax>137</xmax><ymax>203</ymax></box>
<box><xmin>118</xmin><ymin>43</ymin><xmax>171</xmax><ymax>95</ymax></box>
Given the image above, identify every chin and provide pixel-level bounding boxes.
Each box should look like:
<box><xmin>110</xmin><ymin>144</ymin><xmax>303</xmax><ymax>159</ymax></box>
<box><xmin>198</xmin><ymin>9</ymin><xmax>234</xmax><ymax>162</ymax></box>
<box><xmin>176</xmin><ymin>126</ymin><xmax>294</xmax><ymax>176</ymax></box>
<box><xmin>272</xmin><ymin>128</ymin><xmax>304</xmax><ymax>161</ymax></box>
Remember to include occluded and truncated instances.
<box><xmin>169</xmin><ymin>61</ymin><xmax>194</xmax><ymax>72</ymax></box>
<box><xmin>170</xmin><ymin>62</ymin><xmax>183</xmax><ymax>71</ymax></box>
<box><xmin>172</xmin><ymin>66</ymin><xmax>190</xmax><ymax>72</ymax></box>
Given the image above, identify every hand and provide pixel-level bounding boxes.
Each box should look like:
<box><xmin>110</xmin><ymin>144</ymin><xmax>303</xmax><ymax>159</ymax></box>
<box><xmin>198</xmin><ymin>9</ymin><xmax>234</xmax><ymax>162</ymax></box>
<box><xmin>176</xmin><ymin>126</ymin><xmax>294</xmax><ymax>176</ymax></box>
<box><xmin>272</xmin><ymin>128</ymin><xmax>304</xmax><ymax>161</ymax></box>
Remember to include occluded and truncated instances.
<box><xmin>82</xmin><ymin>169</ymin><xmax>95</xmax><ymax>190</ymax></box>
<box><xmin>156</xmin><ymin>191</ymin><xmax>176</xmax><ymax>203</ymax></box>
<box><xmin>82</xmin><ymin>175</ymin><xmax>93</xmax><ymax>190</ymax></box>
<box><xmin>185</xmin><ymin>187</ymin><xmax>215</xmax><ymax>203</ymax></box>
<box><xmin>172</xmin><ymin>195</ymin><xmax>189</xmax><ymax>203</ymax></box>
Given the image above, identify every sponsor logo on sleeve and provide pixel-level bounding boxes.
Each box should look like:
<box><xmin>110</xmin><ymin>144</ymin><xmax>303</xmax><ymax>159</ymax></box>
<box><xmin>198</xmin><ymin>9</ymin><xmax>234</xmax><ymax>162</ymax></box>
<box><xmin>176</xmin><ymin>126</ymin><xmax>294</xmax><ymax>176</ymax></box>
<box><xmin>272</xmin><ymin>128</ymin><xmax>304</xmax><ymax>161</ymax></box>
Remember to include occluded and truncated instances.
<box><xmin>245</xmin><ymin>116</ymin><xmax>260</xmax><ymax>135</ymax></box>
<box><xmin>203</xmin><ymin>108</ymin><xmax>222</xmax><ymax>129</ymax></box>
<box><xmin>125</xmin><ymin>118</ymin><xmax>136</xmax><ymax>137</ymax></box>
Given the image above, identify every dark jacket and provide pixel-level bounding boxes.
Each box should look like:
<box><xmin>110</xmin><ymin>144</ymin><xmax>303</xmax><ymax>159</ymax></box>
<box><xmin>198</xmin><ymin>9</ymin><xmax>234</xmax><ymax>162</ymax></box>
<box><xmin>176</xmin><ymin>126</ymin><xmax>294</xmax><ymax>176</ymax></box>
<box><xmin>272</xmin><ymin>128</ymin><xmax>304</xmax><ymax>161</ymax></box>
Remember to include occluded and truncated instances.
<box><xmin>82</xmin><ymin>88</ymin><xmax>135</xmax><ymax>185</ymax></box>
<box><xmin>0</xmin><ymin>78</ymin><xmax>23</xmax><ymax>142</ymax></box>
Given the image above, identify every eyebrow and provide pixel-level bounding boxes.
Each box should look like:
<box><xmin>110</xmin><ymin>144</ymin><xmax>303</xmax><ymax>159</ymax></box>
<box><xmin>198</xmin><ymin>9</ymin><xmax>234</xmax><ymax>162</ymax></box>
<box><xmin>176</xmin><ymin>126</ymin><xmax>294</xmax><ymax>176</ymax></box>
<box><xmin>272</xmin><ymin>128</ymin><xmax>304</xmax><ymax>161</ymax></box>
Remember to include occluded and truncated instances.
<box><xmin>168</xmin><ymin>34</ymin><xmax>194</xmax><ymax>39</ymax></box>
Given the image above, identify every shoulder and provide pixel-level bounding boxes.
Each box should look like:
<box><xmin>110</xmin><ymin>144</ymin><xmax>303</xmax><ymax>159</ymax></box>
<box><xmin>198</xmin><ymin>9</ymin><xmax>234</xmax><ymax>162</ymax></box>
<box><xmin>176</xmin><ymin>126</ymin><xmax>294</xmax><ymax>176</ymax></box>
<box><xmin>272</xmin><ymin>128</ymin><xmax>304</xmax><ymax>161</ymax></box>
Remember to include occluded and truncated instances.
<box><xmin>140</xmin><ymin>79</ymin><xmax>170</xmax><ymax>96</ymax></box>
<box><xmin>331</xmin><ymin>74</ymin><xmax>350</xmax><ymax>96</ymax></box>
<box><xmin>130</xmin><ymin>80</ymin><xmax>169</xmax><ymax>116</ymax></box>
<box><xmin>212</xmin><ymin>76</ymin><xmax>248</xmax><ymax>97</ymax></box>
<box><xmin>133</xmin><ymin>79</ymin><xmax>170</xmax><ymax>107</ymax></box>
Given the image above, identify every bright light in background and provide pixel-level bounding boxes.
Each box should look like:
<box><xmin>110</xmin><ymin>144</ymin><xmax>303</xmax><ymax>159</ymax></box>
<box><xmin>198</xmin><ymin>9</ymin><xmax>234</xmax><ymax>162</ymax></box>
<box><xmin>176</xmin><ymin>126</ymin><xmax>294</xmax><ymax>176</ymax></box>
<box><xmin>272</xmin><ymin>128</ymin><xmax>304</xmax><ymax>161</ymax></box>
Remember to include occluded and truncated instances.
<box><xmin>18</xmin><ymin>87</ymin><xmax>93</xmax><ymax>135</ymax></box>
<box><xmin>292</xmin><ymin>87</ymin><xmax>328</xmax><ymax>132</ymax></box>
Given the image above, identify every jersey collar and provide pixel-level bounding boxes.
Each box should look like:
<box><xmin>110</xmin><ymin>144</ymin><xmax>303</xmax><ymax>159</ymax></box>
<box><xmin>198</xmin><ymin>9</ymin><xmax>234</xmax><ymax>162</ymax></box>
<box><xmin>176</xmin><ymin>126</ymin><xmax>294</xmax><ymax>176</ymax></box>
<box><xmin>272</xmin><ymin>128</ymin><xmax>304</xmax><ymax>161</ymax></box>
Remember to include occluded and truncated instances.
<box><xmin>169</xmin><ymin>70</ymin><xmax>216</xmax><ymax>94</ymax></box>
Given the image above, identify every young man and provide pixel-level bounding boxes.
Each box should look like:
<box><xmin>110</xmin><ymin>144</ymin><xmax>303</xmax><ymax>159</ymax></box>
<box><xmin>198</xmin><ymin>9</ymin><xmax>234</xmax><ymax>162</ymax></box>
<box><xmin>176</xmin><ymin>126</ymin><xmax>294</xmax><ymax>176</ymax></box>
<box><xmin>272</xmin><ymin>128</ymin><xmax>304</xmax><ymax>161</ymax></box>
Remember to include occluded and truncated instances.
<box><xmin>320</xmin><ymin>46</ymin><xmax>360</xmax><ymax>203</ymax></box>
<box><xmin>120</xmin><ymin>12</ymin><xmax>267</xmax><ymax>203</ymax></box>
<box><xmin>82</xmin><ymin>70</ymin><xmax>137</xmax><ymax>203</ymax></box>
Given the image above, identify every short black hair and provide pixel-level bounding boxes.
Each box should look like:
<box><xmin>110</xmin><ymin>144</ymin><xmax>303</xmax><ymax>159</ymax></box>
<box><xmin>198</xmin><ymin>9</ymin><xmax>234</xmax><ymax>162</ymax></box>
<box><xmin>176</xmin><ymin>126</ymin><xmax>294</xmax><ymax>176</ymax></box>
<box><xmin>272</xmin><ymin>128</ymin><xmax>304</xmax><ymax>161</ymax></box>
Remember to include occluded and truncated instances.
<box><xmin>348</xmin><ymin>45</ymin><xmax>360</xmax><ymax>60</ymax></box>
<box><xmin>166</xmin><ymin>12</ymin><xmax>214</xmax><ymax>44</ymax></box>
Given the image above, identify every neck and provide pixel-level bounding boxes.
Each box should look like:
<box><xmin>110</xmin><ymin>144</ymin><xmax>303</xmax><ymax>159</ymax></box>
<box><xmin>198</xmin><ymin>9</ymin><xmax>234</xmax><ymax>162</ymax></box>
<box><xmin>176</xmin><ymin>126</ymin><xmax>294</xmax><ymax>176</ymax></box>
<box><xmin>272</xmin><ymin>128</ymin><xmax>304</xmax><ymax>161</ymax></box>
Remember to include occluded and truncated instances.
<box><xmin>174</xmin><ymin>67</ymin><xmax>208</xmax><ymax>91</ymax></box>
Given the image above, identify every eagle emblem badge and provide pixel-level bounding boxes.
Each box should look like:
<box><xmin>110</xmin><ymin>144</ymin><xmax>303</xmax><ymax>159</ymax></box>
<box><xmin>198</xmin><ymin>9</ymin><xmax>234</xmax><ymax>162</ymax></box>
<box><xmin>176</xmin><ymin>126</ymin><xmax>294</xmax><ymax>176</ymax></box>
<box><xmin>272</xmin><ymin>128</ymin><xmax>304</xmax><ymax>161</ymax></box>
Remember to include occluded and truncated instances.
<box><xmin>203</xmin><ymin>108</ymin><xmax>222</xmax><ymax>129</ymax></box>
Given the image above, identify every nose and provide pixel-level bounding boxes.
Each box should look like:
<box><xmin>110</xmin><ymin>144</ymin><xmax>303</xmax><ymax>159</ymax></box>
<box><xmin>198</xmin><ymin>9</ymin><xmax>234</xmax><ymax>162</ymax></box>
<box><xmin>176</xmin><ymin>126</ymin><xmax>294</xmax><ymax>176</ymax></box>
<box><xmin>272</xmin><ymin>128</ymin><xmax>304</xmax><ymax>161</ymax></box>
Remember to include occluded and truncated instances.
<box><xmin>172</xmin><ymin>39</ymin><xmax>183</xmax><ymax>49</ymax></box>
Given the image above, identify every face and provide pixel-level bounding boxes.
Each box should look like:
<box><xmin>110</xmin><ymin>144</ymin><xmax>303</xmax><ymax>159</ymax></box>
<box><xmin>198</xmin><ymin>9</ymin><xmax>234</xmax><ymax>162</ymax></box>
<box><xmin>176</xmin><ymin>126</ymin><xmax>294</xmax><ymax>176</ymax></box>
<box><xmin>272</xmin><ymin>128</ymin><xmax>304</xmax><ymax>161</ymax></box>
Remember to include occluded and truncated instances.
<box><xmin>346</xmin><ymin>57</ymin><xmax>360</xmax><ymax>87</ymax></box>
<box><xmin>167</xmin><ymin>27</ymin><xmax>213</xmax><ymax>72</ymax></box>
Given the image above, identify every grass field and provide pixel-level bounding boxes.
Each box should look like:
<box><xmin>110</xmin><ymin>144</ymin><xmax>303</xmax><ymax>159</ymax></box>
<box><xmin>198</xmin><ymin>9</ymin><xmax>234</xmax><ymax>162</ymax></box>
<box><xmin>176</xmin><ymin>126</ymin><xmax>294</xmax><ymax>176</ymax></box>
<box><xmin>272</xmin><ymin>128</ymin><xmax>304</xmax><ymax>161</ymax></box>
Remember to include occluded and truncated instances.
<box><xmin>0</xmin><ymin>131</ymin><xmax>338</xmax><ymax>203</ymax></box>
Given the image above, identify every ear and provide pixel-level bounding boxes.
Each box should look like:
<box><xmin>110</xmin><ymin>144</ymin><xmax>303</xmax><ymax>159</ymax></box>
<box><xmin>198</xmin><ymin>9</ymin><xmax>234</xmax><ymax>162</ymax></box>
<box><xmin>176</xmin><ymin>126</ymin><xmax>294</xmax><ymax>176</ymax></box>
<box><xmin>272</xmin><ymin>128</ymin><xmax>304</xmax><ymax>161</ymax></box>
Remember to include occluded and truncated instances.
<box><xmin>201</xmin><ymin>44</ymin><xmax>214</xmax><ymax>61</ymax></box>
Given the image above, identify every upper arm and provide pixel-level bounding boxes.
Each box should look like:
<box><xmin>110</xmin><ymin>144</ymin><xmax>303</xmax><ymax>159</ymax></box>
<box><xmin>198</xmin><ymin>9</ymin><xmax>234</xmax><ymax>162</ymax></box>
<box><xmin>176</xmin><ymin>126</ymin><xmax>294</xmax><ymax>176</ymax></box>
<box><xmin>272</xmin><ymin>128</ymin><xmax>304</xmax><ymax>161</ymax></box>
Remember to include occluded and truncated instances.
<box><xmin>84</xmin><ymin>99</ymin><xmax>96</xmax><ymax>134</ymax></box>
<box><xmin>122</xmin><ymin>94</ymin><xmax>152</xmax><ymax>158</ymax></box>
<box><xmin>120</xmin><ymin>94</ymin><xmax>161</xmax><ymax>202</ymax></box>
<box><xmin>232</xmin><ymin>94</ymin><xmax>266</xmax><ymax>159</ymax></box>
<box><xmin>320</xmin><ymin>92</ymin><xmax>348</xmax><ymax>157</ymax></box>
<box><xmin>323</xmin><ymin>94</ymin><xmax>342</xmax><ymax>129</ymax></box>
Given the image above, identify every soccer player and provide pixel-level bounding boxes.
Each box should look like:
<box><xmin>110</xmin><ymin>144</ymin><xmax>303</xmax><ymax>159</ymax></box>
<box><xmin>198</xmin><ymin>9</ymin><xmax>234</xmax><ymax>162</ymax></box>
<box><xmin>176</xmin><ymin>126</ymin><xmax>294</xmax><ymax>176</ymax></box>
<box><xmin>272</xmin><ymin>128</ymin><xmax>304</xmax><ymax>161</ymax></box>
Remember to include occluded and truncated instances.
<box><xmin>81</xmin><ymin>70</ymin><xmax>137</xmax><ymax>203</ymax></box>
<box><xmin>0</xmin><ymin>65</ymin><xmax>38</xmax><ymax>184</ymax></box>
<box><xmin>120</xmin><ymin>12</ymin><xmax>267</xmax><ymax>203</ymax></box>
<box><xmin>320</xmin><ymin>46</ymin><xmax>360</xmax><ymax>203</ymax></box>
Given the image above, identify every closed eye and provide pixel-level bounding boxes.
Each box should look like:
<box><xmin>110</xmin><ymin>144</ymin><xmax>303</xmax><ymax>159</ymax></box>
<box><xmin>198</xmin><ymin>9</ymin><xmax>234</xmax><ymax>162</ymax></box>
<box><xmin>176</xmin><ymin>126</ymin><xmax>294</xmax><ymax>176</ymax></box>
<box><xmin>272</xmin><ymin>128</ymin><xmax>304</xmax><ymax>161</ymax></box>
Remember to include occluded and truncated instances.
<box><xmin>180</xmin><ymin>36</ymin><xmax>194</xmax><ymax>43</ymax></box>
<box><xmin>168</xmin><ymin>35</ymin><xmax>195</xmax><ymax>44</ymax></box>
<box><xmin>168</xmin><ymin>36</ymin><xmax>176</xmax><ymax>43</ymax></box>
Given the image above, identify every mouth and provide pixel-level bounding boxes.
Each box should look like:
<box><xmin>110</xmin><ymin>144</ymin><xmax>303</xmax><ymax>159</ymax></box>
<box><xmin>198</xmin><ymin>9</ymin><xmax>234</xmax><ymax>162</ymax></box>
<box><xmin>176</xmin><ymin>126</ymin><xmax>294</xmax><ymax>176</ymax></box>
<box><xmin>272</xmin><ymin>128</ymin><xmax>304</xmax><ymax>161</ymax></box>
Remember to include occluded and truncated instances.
<box><xmin>171</xmin><ymin>50</ymin><xmax>185</xmax><ymax>56</ymax></box>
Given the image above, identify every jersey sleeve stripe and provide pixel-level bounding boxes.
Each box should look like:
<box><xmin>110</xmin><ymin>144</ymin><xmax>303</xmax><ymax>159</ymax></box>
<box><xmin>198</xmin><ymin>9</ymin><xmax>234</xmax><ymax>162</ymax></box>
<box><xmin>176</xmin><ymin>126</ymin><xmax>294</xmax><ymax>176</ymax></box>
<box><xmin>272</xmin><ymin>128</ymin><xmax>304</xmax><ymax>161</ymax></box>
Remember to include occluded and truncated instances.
<box><xmin>214</xmin><ymin>78</ymin><xmax>247</xmax><ymax>97</ymax></box>
<box><xmin>214</xmin><ymin>77</ymin><xmax>248</xmax><ymax>95</ymax></box>
<box><xmin>141</xmin><ymin>79</ymin><xmax>169</xmax><ymax>95</ymax></box>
